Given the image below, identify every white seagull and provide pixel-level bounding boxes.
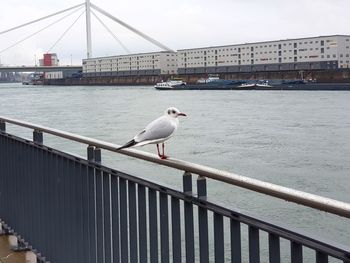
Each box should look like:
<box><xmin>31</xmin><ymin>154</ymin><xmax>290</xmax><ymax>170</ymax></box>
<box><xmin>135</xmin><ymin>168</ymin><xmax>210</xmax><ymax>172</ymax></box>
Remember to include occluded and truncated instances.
<box><xmin>117</xmin><ymin>107</ymin><xmax>187</xmax><ymax>159</ymax></box>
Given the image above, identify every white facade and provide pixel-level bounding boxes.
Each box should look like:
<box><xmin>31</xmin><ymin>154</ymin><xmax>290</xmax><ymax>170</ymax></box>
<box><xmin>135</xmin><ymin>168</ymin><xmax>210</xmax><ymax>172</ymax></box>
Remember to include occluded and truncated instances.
<box><xmin>83</xmin><ymin>51</ymin><xmax>177</xmax><ymax>75</ymax></box>
<box><xmin>82</xmin><ymin>35</ymin><xmax>350</xmax><ymax>76</ymax></box>
<box><xmin>44</xmin><ymin>71</ymin><xmax>63</xmax><ymax>79</ymax></box>
<box><xmin>177</xmin><ymin>35</ymin><xmax>350</xmax><ymax>69</ymax></box>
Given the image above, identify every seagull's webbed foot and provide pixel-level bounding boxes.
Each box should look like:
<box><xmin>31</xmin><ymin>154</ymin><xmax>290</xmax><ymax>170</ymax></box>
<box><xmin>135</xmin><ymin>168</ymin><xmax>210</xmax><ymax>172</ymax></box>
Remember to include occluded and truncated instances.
<box><xmin>160</xmin><ymin>155</ymin><xmax>168</xmax><ymax>160</ymax></box>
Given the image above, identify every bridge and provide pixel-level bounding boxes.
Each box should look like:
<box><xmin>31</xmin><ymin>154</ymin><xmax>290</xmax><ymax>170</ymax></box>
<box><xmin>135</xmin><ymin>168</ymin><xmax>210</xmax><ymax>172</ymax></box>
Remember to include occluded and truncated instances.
<box><xmin>0</xmin><ymin>65</ymin><xmax>82</xmax><ymax>73</ymax></box>
<box><xmin>0</xmin><ymin>116</ymin><xmax>350</xmax><ymax>262</ymax></box>
<box><xmin>0</xmin><ymin>0</ymin><xmax>172</xmax><ymax>70</ymax></box>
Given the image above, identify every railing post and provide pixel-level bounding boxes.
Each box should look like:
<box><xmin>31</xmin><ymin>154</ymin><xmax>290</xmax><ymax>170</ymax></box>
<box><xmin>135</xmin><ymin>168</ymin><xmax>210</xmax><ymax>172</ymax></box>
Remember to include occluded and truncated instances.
<box><xmin>33</xmin><ymin>130</ymin><xmax>43</xmax><ymax>144</ymax></box>
<box><xmin>87</xmin><ymin>145</ymin><xmax>95</xmax><ymax>162</ymax></box>
<box><xmin>0</xmin><ymin>121</ymin><xmax>5</xmax><ymax>132</ymax></box>
<box><xmin>183</xmin><ymin>172</ymin><xmax>194</xmax><ymax>263</ymax></box>
<box><xmin>197</xmin><ymin>176</ymin><xmax>209</xmax><ymax>263</ymax></box>
<box><xmin>94</xmin><ymin>148</ymin><xmax>101</xmax><ymax>164</ymax></box>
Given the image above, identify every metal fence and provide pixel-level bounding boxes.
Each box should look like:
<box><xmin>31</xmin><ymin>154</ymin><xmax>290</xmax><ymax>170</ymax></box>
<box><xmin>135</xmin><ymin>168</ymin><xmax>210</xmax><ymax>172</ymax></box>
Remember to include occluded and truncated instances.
<box><xmin>0</xmin><ymin>117</ymin><xmax>350</xmax><ymax>263</ymax></box>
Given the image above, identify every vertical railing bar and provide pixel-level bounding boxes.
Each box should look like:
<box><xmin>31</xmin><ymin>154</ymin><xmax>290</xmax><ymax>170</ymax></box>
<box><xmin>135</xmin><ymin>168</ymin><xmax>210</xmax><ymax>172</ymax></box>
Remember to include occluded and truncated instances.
<box><xmin>68</xmin><ymin>158</ymin><xmax>78</xmax><ymax>261</ymax></box>
<box><xmin>149</xmin><ymin>188</ymin><xmax>158</xmax><ymax>263</ymax></box>
<box><xmin>119</xmin><ymin>177</ymin><xmax>128</xmax><ymax>263</ymax></box>
<box><xmin>53</xmin><ymin>151</ymin><xmax>61</xmax><ymax>261</ymax></box>
<box><xmin>95</xmin><ymin>147</ymin><xmax>105</xmax><ymax>263</ymax></box>
<box><xmin>138</xmin><ymin>185</ymin><xmax>147</xmax><ymax>263</ymax></box>
<box><xmin>183</xmin><ymin>172</ymin><xmax>195</xmax><ymax>263</ymax></box>
<box><xmin>316</xmin><ymin>251</ymin><xmax>328</xmax><ymax>263</ymax></box>
<box><xmin>291</xmin><ymin>241</ymin><xmax>303</xmax><ymax>263</ymax></box>
<box><xmin>268</xmin><ymin>233</ymin><xmax>280</xmax><ymax>263</ymax></box>
<box><xmin>231</xmin><ymin>219</ymin><xmax>241</xmax><ymax>263</ymax></box>
<box><xmin>197</xmin><ymin>176</ymin><xmax>209</xmax><ymax>263</ymax></box>
<box><xmin>111</xmin><ymin>175</ymin><xmax>120</xmax><ymax>263</ymax></box>
<box><xmin>160</xmin><ymin>192</ymin><xmax>169</xmax><ymax>263</ymax></box>
<box><xmin>76</xmin><ymin>161</ymin><xmax>87</xmax><ymax>262</ymax></box>
<box><xmin>128</xmin><ymin>181</ymin><xmax>138</xmax><ymax>263</ymax></box>
<box><xmin>81</xmin><ymin>161</ymin><xmax>91</xmax><ymax>263</ymax></box>
<box><xmin>87</xmin><ymin>146</ymin><xmax>97</xmax><ymax>263</ymax></box>
<box><xmin>214</xmin><ymin>212</ymin><xmax>225</xmax><ymax>263</ymax></box>
<box><xmin>103</xmin><ymin>172</ymin><xmax>112</xmax><ymax>263</ymax></box>
<box><xmin>171</xmin><ymin>197</ymin><xmax>181</xmax><ymax>263</ymax></box>
<box><xmin>40</xmin><ymin>145</ymin><xmax>47</xmax><ymax>257</ymax></box>
<box><xmin>57</xmin><ymin>155</ymin><xmax>67</xmax><ymax>261</ymax></box>
<box><xmin>0</xmin><ymin>134</ymin><xmax>4</xmax><ymax>219</ymax></box>
<box><xmin>249</xmin><ymin>226</ymin><xmax>260</xmax><ymax>263</ymax></box>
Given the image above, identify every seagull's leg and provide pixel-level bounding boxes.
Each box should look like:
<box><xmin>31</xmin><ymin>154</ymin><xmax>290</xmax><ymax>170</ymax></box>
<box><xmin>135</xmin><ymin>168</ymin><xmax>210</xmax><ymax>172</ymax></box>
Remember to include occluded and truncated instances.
<box><xmin>156</xmin><ymin>144</ymin><xmax>162</xmax><ymax>157</ymax></box>
<box><xmin>161</xmin><ymin>143</ymin><xmax>168</xmax><ymax>159</ymax></box>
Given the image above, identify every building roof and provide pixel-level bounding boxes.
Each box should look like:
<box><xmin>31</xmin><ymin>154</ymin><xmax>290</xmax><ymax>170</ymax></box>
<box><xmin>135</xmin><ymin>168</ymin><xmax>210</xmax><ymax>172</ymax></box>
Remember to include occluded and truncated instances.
<box><xmin>177</xmin><ymin>35</ymin><xmax>350</xmax><ymax>52</ymax></box>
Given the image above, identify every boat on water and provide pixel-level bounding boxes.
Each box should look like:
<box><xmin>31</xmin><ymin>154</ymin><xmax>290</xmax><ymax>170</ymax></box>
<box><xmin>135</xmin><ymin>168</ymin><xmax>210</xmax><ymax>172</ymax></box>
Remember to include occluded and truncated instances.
<box><xmin>154</xmin><ymin>79</ymin><xmax>186</xmax><ymax>90</ymax></box>
<box><xmin>154</xmin><ymin>77</ymin><xmax>350</xmax><ymax>91</ymax></box>
<box><xmin>196</xmin><ymin>75</ymin><xmax>220</xmax><ymax>84</ymax></box>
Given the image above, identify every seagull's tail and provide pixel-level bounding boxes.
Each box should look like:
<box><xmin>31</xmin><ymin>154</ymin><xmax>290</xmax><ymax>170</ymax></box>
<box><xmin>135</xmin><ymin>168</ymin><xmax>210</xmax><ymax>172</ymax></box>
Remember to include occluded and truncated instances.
<box><xmin>117</xmin><ymin>139</ymin><xmax>137</xmax><ymax>150</ymax></box>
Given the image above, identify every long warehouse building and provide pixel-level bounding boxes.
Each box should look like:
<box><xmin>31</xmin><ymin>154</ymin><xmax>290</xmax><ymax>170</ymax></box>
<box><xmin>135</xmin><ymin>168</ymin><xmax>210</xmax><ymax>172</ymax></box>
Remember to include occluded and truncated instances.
<box><xmin>83</xmin><ymin>35</ymin><xmax>350</xmax><ymax>76</ymax></box>
<box><xmin>83</xmin><ymin>51</ymin><xmax>177</xmax><ymax>77</ymax></box>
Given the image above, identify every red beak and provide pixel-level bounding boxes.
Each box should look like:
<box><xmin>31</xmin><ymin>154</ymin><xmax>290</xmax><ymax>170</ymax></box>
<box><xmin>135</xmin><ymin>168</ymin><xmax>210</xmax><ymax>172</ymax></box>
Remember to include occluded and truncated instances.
<box><xmin>178</xmin><ymin>112</ymin><xmax>187</xmax><ymax>117</ymax></box>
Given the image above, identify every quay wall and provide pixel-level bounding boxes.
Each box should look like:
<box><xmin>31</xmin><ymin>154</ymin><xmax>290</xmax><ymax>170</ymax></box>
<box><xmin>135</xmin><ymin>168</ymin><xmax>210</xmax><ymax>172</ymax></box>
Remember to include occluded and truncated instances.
<box><xmin>44</xmin><ymin>69</ymin><xmax>350</xmax><ymax>85</ymax></box>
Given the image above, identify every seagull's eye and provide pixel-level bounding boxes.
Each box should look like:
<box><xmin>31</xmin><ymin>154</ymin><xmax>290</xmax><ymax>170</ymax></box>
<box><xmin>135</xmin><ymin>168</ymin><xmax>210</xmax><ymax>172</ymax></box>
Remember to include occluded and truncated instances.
<box><xmin>172</xmin><ymin>110</ymin><xmax>176</xmax><ymax>114</ymax></box>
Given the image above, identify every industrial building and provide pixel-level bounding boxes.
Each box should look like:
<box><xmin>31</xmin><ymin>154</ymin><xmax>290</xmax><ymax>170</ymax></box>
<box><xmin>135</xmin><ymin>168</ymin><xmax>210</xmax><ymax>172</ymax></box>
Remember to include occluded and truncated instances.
<box><xmin>81</xmin><ymin>35</ymin><xmax>350</xmax><ymax>78</ymax></box>
<box><xmin>83</xmin><ymin>51</ymin><xmax>177</xmax><ymax>77</ymax></box>
<box><xmin>177</xmin><ymin>35</ymin><xmax>350</xmax><ymax>74</ymax></box>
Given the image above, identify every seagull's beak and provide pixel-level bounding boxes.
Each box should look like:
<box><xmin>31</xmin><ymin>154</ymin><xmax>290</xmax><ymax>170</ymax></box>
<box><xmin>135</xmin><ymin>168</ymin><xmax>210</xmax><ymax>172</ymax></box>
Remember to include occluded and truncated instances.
<box><xmin>178</xmin><ymin>112</ymin><xmax>187</xmax><ymax>117</ymax></box>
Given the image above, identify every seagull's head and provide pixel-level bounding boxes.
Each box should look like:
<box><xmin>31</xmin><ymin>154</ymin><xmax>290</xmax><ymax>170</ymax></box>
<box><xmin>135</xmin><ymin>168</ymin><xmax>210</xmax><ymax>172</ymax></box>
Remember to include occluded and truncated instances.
<box><xmin>165</xmin><ymin>107</ymin><xmax>187</xmax><ymax>118</ymax></box>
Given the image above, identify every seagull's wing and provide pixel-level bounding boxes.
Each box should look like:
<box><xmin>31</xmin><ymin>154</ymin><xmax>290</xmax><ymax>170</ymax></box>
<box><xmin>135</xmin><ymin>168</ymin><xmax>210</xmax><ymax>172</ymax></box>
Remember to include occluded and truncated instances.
<box><xmin>134</xmin><ymin>116</ymin><xmax>177</xmax><ymax>143</ymax></box>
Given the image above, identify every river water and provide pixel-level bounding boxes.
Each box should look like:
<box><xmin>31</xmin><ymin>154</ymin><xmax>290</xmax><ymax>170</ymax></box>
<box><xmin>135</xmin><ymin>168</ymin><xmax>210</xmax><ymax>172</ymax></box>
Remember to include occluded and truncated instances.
<box><xmin>1</xmin><ymin>83</ymin><xmax>349</xmax><ymax>260</ymax></box>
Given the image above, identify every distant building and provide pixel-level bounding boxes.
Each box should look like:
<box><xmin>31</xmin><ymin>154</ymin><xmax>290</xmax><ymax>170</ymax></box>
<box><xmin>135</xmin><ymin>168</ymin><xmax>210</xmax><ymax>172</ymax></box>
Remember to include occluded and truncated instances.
<box><xmin>82</xmin><ymin>51</ymin><xmax>177</xmax><ymax>77</ymax></box>
<box><xmin>82</xmin><ymin>35</ymin><xmax>350</xmax><ymax>77</ymax></box>
<box><xmin>178</xmin><ymin>35</ymin><xmax>350</xmax><ymax>74</ymax></box>
<box><xmin>39</xmin><ymin>53</ymin><xmax>59</xmax><ymax>66</ymax></box>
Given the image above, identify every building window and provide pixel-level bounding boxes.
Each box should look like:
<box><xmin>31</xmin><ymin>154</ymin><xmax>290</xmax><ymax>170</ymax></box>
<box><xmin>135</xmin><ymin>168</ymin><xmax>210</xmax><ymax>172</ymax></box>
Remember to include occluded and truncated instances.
<box><xmin>279</xmin><ymin>57</ymin><xmax>282</xmax><ymax>63</ymax></box>
<box><xmin>294</xmin><ymin>43</ymin><xmax>297</xmax><ymax>48</ymax></box>
<box><xmin>278</xmin><ymin>44</ymin><xmax>281</xmax><ymax>49</ymax></box>
<box><xmin>294</xmin><ymin>57</ymin><xmax>297</xmax><ymax>62</ymax></box>
<box><xmin>294</xmin><ymin>50</ymin><xmax>297</xmax><ymax>55</ymax></box>
<box><xmin>321</xmin><ymin>40</ymin><xmax>324</xmax><ymax>46</ymax></box>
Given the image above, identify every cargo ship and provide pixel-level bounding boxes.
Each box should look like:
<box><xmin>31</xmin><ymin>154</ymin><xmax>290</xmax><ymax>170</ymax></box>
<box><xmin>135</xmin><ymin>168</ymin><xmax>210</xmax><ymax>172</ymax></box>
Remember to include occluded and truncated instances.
<box><xmin>154</xmin><ymin>78</ymin><xmax>350</xmax><ymax>91</ymax></box>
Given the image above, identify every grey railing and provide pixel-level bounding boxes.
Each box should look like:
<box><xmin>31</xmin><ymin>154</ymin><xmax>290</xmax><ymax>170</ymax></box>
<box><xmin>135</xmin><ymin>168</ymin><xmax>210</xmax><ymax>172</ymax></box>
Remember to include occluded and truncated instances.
<box><xmin>0</xmin><ymin>116</ymin><xmax>350</xmax><ymax>263</ymax></box>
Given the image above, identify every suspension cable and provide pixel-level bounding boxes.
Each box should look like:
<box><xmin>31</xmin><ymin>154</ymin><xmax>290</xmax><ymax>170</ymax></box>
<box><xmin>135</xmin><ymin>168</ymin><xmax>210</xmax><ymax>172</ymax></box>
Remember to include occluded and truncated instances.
<box><xmin>47</xmin><ymin>9</ymin><xmax>86</xmax><ymax>53</ymax></box>
<box><xmin>0</xmin><ymin>3</ymin><xmax>85</xmax><ymax>36</ymax></box>
<box><xmin>91</xmin><ymin>3</ymin><xmax>174</xmax><ymax>52</ymax></box>
<box><xmin>0</xmin><ymin>6</ymin><xmax>85</xmax><ymax>54</ymax></box>
<box><xmin>90</xmin><ymin>9</ymin><xmax>130</xmax><ymax>54</ymax></box>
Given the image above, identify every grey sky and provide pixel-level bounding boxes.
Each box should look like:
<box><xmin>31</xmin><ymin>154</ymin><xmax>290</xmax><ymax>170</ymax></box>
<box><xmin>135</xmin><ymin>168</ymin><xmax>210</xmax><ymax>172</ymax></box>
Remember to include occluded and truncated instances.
<box><xmin>0</xmin><ymin>0</ymin><xmax>349</xmax><ymax>65</ymax></box>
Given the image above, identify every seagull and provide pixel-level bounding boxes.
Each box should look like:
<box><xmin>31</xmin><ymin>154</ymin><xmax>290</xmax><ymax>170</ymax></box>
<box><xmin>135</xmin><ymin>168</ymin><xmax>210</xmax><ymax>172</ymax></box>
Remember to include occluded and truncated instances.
<box><xmin>117</xmin><ymin>107</ymin><xmax>187</xmax><ymax>159</ymax></box>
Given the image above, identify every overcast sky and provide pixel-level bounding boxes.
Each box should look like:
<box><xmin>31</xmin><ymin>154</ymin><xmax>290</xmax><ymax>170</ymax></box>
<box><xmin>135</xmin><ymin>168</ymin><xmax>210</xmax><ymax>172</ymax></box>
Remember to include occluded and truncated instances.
<box><xmin>0</xmin><ymin>0</ymin><xmax>349</xmax><ymax>65</ymax></box>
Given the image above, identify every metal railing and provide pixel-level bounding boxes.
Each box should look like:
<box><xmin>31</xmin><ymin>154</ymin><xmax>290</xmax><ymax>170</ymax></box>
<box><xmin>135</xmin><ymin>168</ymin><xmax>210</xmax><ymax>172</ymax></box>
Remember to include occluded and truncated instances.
<box><xmin>0</xmin><ymin>116</ymin><xmax>350</xmax><ymax>263</ymax></box>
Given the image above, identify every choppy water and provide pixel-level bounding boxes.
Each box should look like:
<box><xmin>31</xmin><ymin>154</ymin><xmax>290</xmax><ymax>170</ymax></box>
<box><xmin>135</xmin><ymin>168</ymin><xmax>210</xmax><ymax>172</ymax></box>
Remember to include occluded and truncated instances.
<box><xmin>1</xmin><ymin>83</ymin><xmax>349</xmax><ymax>259</ymax></box>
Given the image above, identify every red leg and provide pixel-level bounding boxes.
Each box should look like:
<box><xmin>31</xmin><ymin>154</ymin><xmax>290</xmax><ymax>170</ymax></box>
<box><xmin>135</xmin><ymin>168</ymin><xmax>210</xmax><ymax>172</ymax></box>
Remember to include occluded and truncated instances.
<box><xmin>161</xmin><ymin>143</ymin><xmax>168</xmax><ymax>159</ymax></box>
<box><xmin>156</xmin><ymin>144</ymin><xmax>161</xmax><ymax>157</ymax></box>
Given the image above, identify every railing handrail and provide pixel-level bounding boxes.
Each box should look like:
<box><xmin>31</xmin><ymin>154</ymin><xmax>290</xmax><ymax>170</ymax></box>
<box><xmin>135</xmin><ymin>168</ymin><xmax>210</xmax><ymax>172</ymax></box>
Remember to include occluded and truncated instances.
<box><xmin>1</xmin><ymin>115</ymin><xmax>350</xmax><ymax>219</ymax></box>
